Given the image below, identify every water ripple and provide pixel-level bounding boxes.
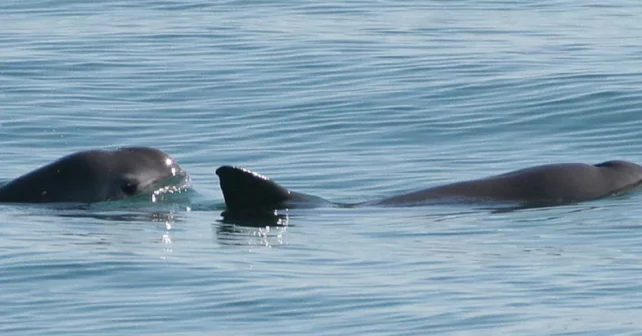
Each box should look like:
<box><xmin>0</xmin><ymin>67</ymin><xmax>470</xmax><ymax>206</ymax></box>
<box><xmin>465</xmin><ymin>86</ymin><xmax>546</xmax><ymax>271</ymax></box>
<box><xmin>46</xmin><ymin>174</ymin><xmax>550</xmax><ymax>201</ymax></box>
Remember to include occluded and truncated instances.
<box><xmin>3</xmin><ymin>0</ymin><xmax>642</xmax><ymax>335</ymax></box>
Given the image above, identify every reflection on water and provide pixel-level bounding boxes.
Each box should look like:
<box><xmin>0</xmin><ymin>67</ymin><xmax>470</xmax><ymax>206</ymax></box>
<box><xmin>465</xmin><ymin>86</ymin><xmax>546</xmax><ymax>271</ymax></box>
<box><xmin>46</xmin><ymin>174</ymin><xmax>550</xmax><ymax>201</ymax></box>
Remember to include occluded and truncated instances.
<box><xmin>6</xmin><ymin>202</ymin><xmax>188</xmax><ymax>260</ymax></box>
<box><xmin>160</xmin><ymin>220</ymin><xmax>173</xmax><ymax>258</ymax></box>
<box><xmin>54</xmin><ymin>209</ymin><xmax>180</xmax><ymax>222</ymax></box>
<box><xmin>215</xmin><ymin>211</ymin><xmax>290</xmax><ymax>247</ymax></box>
<box><xmin>219</xmin><ymin>209</ymin><xmax>290</xmax><ymax>227</ymax></box>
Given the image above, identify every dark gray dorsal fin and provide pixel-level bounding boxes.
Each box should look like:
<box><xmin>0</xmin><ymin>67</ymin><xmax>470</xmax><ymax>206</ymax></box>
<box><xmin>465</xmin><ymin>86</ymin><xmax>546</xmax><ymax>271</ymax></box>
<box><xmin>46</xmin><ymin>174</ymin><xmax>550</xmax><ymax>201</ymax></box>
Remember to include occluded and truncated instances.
<box><xmin>215</xmin><ymin>166</ymin><xmax>292</xmax><ymax>212</ymax></box>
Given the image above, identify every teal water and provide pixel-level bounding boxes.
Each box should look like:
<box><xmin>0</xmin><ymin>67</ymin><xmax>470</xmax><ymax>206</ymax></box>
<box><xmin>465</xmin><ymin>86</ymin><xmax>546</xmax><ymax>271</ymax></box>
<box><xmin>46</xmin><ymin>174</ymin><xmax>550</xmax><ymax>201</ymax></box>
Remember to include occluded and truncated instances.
<box><xmin>3</xmin><ymin>1</ymin><xmax>642</xmax><ymax>335</ymax></box>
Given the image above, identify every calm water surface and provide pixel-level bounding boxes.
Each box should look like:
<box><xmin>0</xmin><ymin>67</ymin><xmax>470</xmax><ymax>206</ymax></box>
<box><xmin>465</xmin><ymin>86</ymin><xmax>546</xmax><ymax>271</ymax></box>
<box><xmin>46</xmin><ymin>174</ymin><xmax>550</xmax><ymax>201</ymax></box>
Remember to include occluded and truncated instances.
<box><xmin>2</xmin><ymin>0</ymin><xmax>642</xmax><ymax>335</ymax></box>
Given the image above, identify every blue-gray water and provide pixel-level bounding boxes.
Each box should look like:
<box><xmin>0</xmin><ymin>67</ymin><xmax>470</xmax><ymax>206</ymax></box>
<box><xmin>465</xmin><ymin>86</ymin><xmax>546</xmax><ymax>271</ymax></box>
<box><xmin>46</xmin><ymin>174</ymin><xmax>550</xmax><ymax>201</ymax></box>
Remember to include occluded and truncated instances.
<box><xmin>3</xmin><ymin>1</ymin><xmax>642</xmax><ymax>335</ymax></box>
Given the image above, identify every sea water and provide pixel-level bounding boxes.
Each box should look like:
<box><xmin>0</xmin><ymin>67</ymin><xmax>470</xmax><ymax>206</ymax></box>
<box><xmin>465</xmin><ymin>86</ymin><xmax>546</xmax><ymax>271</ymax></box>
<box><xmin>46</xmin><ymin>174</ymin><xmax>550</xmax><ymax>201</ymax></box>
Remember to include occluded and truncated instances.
<box><xmin>2</xmin><ymin>1</ymin><xmax>642</xmax><ymax>335</ymax></box>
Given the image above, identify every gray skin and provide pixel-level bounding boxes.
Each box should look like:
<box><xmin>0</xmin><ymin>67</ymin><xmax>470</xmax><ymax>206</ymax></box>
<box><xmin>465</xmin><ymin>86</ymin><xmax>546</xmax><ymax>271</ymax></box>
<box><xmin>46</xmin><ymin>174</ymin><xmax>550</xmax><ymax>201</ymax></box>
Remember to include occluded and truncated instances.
<box><xmin>0</xmin><ymin>147</ymin><xmax>188</xmax><ymax>203</ymax></box>
<box><xmin>215</xmin><ymin>160</ymin><xmax>642</xmax><ymax>214</ymax></box>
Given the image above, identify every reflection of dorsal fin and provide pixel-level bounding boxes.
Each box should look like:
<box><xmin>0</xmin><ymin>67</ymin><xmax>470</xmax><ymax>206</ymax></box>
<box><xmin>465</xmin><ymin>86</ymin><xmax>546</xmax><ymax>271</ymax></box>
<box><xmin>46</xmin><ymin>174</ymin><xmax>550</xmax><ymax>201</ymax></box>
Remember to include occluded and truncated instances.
<box><xmin>215</xmin><ymin>166</ymin><xmax>292</xmax><ymax>212</ymax></box>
